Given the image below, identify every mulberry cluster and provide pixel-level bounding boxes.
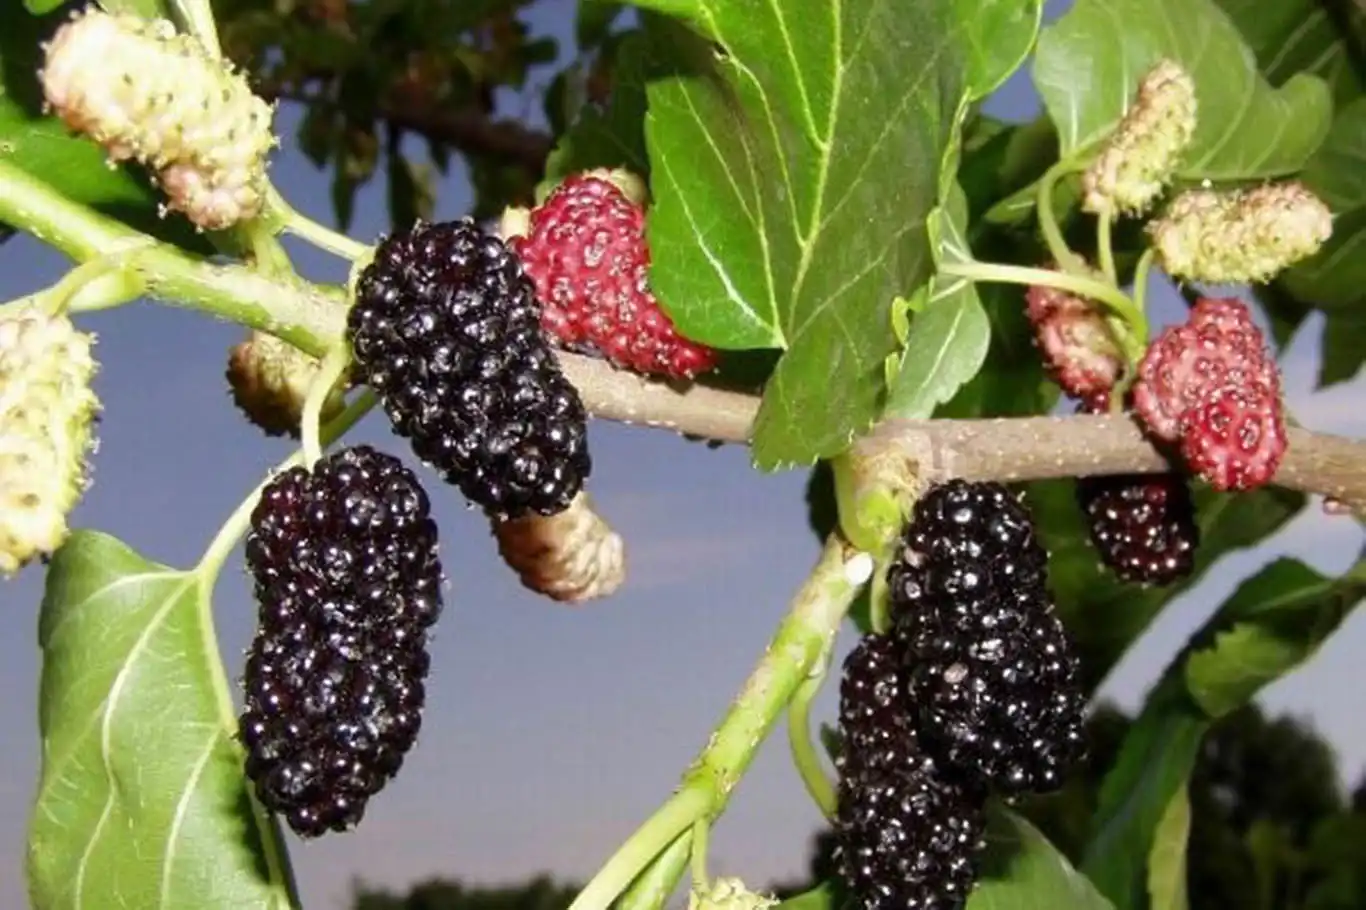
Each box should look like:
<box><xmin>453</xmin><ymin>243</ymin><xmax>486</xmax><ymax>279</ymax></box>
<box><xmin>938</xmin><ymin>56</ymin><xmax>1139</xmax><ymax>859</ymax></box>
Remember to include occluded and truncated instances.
<box><xmin>40</xmin><ymin>7</ymin><xmax>275</xmax><ymax>230</ymax></box>
<box><xmin>834</xmin><ymin>482</ymin><xmax>1087</xmax><ymax>909</ymax></box>
<box><xmin>347</xmin><ymin>218</ymin><xmax>592</xmax><ymax>520</ymax></box>
<box><xmin>511</xmin><ymin>173</ymin><xmax>718</xmax><ymax>380</ymax></box>
<box><xmin>835</xmin><ymin>635</ymin><xmax>987</xmax><ymax>910</ymax></box>
<box><xmin>238</xmin><ymin>445</ymin><xmax>443</xmax><ymax>838</ymax></box>
<box><xmin>1132</xmin><ymin>297</ymin><xmax>1287</xmax><ymax>491</ymax></box>
<box><xmin>888</xmin><ymin>481</ymin><xmax>1086</xmax><ymax>796</ymax></box>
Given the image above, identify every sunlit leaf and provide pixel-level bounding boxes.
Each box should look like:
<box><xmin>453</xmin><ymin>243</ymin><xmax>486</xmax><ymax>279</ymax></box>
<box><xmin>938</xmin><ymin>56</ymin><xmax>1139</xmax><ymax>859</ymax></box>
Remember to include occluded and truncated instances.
<box><xmin>28</xmin><ymin>531</ymin><xmax>294</xmax><ymax>910</ymax></box>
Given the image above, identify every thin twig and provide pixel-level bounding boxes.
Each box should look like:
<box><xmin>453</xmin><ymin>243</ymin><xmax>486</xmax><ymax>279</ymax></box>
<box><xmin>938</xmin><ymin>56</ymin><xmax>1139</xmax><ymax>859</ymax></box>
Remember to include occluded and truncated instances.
<box><xmin>559</xmin><ymin>353</ymin><xmax>1366</xmax><ymax>511</ymax></box>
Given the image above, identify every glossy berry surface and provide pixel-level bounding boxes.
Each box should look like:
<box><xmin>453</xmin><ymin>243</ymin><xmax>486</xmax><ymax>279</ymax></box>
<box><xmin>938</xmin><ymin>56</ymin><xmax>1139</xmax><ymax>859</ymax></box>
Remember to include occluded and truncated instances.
<box><xmin>1075</xmin><ymin>394</ymin><xmax>1199</xmax><ymax>586</ymax></box>
<box><xmin>348</xmin><ymin>218</ymin><xmax>591</xmax><ymax>519</ymax></box>
<box><xmin>238</xmin><ymin>445</ymin><xmax>443</xmax><ymax>837</ymax></box>
<box><xmin>888</xmin><ymin>480</ymin><xmax>1087</xmax><ymax>795</ymax></box>
<box><xmin>513</xmin><ymin>174</ymin><xmax>718</xmax><ymax>380</ymax></box>
<box><xmin>1077</xmin><ymin>471</ymin><xmax>1198</xmax><ymax>584</ymax></box>
<box><xmin>834</xmin><ymin>634</ymin><xmax>987</xmax><ymax>910</ymax></box>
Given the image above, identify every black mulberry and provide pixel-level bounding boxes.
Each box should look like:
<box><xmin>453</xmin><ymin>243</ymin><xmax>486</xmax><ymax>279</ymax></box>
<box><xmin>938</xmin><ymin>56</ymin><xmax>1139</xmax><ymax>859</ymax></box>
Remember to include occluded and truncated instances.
<box><xmin>347</xmin><ymin>218</ymin><xmax>591</xmax><ymax>520</ymax></box>
<box><xmin>834</xmin><ymin>634</ymin><xmax>987</xmax><ymax>910</ymax></box>
<box><xmin>889</xmin><ymin>480</ymin><xmax>1087</xmax><ymax>796</ymax></box>
<box><xmin>238</xmin><ymin>444</ymin><xmax>443</xmax><ymax>837</ymax></box>
<box><xmin>1077</xmin><ymin>472</ymin><xmax>1198</xmax><ymax>585</ymax></box>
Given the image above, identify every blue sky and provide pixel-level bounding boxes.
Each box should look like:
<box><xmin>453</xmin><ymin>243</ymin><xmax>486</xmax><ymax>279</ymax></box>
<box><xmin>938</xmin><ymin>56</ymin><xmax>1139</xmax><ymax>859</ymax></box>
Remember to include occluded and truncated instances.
<box><xmin>1</xmin><ymin>2</ymin><xmax>1365</xmax><ymax>908</ymax></box>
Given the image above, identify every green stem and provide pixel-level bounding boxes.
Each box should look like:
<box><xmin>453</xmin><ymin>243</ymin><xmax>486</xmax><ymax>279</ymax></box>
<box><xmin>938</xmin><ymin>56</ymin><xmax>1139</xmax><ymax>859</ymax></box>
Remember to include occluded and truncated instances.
<box><xmin>690</xmin><ymin>818</ymin><xmax>711</xmax><ymax>890</ymax></box>
<box><xmin>0</xmin><ymin>158</ymin><xmax>346</xmax><ymax>355</ymax></box>
<box><xmin>568</xmin><ymin>786</ymin><xmax>713</xmax><ymax>910</ymax></box>
<box><xmin>267</xmin><ymin>187</ymin><xmax>372</xmax><ymax>262</ymax></box>
<box><xmin>787</xmin><ymin>664</ymin><xmax>838</xmax><ymax>819</ymax></box>
<box><xmin>617</xmin><ymin>833</ymin><xmax>693</xmax><ymax>910</ymax></box>
<box><xmin>1132</xmin><ymin>248</ymin><xmax>1156</xmax><ymax>320</ymax></box>
<box><xmin>1036</xmin><ymin>160</ymin><xmax>1087</xmax><ymax>275</ymax></box>
<box><xmin>39</xmin><ymin>253</ymin><xmax>146</xmax><ymax>315</ymax></box>
<box><xmin>301</xmin><ymin>343</ymin><xmax>352</xmax><ymax>467</ymax></box>
<box><xmin>940</xmin><ymin>260</ymin><xmax>1147</xmax><ymax>362</ymax></box>
<box><xmin>1097</xmin><ymin>210</ymin><xmax>1118</xmax><ymax>286</ymax></box>
<box><xmin>575</xmin><ymin>538</ymin><xmax>864</xmax><ymax>910</ymax></box>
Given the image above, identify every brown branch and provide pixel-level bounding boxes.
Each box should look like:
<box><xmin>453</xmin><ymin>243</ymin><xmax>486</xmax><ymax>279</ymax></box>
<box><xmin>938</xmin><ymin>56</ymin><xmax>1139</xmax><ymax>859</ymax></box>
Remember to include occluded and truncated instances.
<box><xmin>558</xmin><ymin>353</ymin><xmax>1366</xmax><ymax>512</ymax></box>
<box><xmin>254</xmin><ymin>82</ymin><xmax>553</xmax><ymax>174</ymax></box>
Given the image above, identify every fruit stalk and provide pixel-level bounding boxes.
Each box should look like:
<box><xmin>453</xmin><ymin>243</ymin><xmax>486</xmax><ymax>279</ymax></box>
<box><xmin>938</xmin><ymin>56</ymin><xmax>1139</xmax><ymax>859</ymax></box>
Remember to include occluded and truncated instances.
<box><xmin>938</xmin><ymin>260</ymin><xmax>1146</xmax><ymax>360</ymax></box>
<box><xmin>568</xmin><ymin>537</ymin><xmax>867</xmax><ymax>910</ymax></box>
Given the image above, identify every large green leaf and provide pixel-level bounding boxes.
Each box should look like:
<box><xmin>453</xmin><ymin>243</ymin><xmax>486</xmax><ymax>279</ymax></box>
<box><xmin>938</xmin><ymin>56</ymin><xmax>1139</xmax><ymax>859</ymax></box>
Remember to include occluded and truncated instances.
<box><xmin>1033</xmin><ymin>0</ymin><xmax>1333</xmax><ymax>182</ymax></box>
<box><xmin>1081</xmin><ymin>556</ymin><xmax>1366</xmax><ymax>910</ymax></box>
<box><xmin>637</xmin><ymin>2</ymin><xmax>970</xmax><ymax>469</ymax></box>
<box><xmin>1211</xmin><ymin>0</ymin><xmax>1365</xmax><ymax>104</ymax></box>
<box><xmin>958</xmin><ymin>0</ymin><xmax>1044</xmax><ymax>101</ymax></box>
<box><xmin>1030</xmin><ymin>480</ymin><xmax>1305</xmax><ymax>689</ymax></box>
<box><xmin>0</xmin><ymin>5</ymin><xmax>214</xmax><ymax>254</ymax></box>
<box><xmin>884</xmin><ymin>184</ymin><xmax>991</xmax><ymax>419</ymax></box>
<box><xmin>28</xmin><ymin>531</ymin><xmax>296</xmax><ymax>910</ymax></box>
<box><xmin>1184</xmin><ymin>556</ymin><xmax>1366</xmax><ymax>718</ymax></box>
<box><xmin>969</xmin><ymin>806</ymin><xmax>1116</xmax><ymax>909</ymax></box>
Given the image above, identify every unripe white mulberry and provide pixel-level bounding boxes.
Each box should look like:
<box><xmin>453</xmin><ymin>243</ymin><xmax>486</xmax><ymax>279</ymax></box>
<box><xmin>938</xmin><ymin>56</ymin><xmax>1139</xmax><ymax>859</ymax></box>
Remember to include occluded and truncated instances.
<box><xmin>40</xmin><ymin>7</ymin><xmax>276</xmax><ymax>231</ymax></box>
<box><xmin>1082</xmin><ymin>59</ymin><xmax>1197</xmax><ymax>216</ymax></box>
<box><xmin>688</xmin><ymin>879</ymin><xmax>778</xmax><ymax>910</ymax></box>
<box><xmin>226</xmin><ymin>331</ymin><xmax>347</xmax><ymax>438</ymax></box>
<box><xmin>0</xmin><ymin>306</ymin><xmax>100</xmax><ymax>577</ymax></box>
<box><xmin>1148</xmin><ymin>182</ymin><xmax>1334</xmax><ymax>284</ymax></box>
<box><xmin>492</xmin><ymin>492</ymin><xmax>624</xmax><ymax>603</ymax></box>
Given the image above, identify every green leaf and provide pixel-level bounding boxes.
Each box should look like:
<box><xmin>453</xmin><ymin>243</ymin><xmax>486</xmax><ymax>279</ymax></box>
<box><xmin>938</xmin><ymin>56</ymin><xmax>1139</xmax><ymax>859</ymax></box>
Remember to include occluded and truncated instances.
<box><xmin>1211</xmin><ymin>0</ymin><xmax>1366</xmax><ymax>104</ymax></box>
<box><xmin>0</xmin><ymin>5</ymin><xmax>215</xmax><ymax>254</ymax></box>
<box><xmin>1147</xmin><ymin>786</ymin><xmax>1191</xmax><ymax>910</ymax></box>
<box><xmin>958</xmin><ymin>0</ymin><xmax>1044</xmax><ymax>100</ymax></box>
<box><xmin>968</xmin><ymin>805</ymin><xmax>1115</xmax><ymax>909</ymax></box>
<box><xmin>1034</xmin><ymin>0</ymin><xmax>1333</xmax><ymax>182</ymax></box>
<box><xmin>935</xmin><ymin>282</ymin><xmax>1058</xmax><ymax>420</ymax></box>
<box><xmin>23</xmin><ymin>0</ymin><xmax>66</xmax><ymax>14</ymax></box>
<box><xmin>1319</xmin><ymin>308</ymin><xmax>1366</xmax><ymax>386</ymax></box>
<box><xmin>638</xmin><ymin>4</ymin><xmax>970</xmax><ymax>469</ymax></box>
<box><xmin>1082</xmin><ymin>556</ymin><xmax>1366</xmax><ymax>909</ymax></box>
<box><xmin>885</xmin><ymin>185</ymin><xmax>991</xmax><ymax>419</ymax></box>
<box><xmin>1184</xmin><ymin>556</ymin><xmax>1366</xmax><ymax>718</ymax></box>
<box><xmin>1300</xmin><ymin>97</ymin><xmax>1366</xmax><ymax>212</ymax></box>
<box><xmin>28</xmin><ymin>531</ymin><xmax>294</xmax><ymax>910</ymax></box>
<box><xmin>577</xmin><ymin>1</ymin><xmax>626</xmax><ymax>50</ymax></box>
<box><xmin>775</xmin><ymin>883</ymin><xmax>839</xmax><ymax>910</ymax></box>
<box><xmin>541</xmin><ymin>30</ymin><xmax>652</xmax><ymax>196</ymax></box>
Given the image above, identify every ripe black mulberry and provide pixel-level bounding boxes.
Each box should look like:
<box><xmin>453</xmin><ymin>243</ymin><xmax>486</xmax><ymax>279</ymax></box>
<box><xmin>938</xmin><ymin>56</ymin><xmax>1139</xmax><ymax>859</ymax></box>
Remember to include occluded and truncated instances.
<box><xmin>238</xmin><ymin>444</ymin><xmax>443</xmax><ymax>837</ymax></box>
<box><xmin>889</xmin><ymin>480</ymin><xmax>1087</xmax><ymax>796</ymax></box>
<box><xmin>834</xmin><ymin>634</ymin><xmax>987</xmax><ymax>910</ymax></box>
<box><xmin>1077</xmin><ymin>472</ymin><xmax>1198</xmax><ymax>585</ymax></box>
<box><xmin>347</xmin><ymin>218</ymin><xmax>591</xmax><ymax>520</ymax></box>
